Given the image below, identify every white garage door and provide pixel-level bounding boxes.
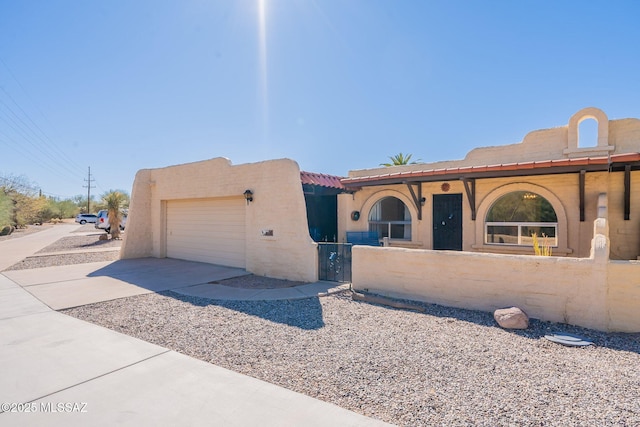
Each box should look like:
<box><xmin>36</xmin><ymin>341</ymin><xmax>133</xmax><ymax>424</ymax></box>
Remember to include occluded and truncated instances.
<box><xmin>166</xmin><ymin>198</ymin><xmax>246</xmax><ymax>268</ymax></box>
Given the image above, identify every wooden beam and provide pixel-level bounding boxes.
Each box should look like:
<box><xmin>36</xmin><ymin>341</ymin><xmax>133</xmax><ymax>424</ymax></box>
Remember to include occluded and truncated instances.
<box><xmin>579</xmin><ymin>170</ymin><xmax>585</xmax><ymax>222</ymax></box>
<box><xmin>625</xmin><ymin>165</ymin><xmax>631</xmax><ymax>220</ymax></box>
<box><xmin>461</xmin><ymin>178</ymin><xmax>476</xmax><ymax>220</ymax></box>
<box><xmin>405</xmin><ymin>182</ymin><xmax>423</xmax><ymax>220</ymax></box>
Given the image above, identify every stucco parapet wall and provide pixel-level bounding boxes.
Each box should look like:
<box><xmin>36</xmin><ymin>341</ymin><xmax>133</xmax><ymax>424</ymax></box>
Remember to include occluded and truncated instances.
<box><xmin>346</xmin><ymin>108</ymin><xmax>640</xmax><ymax>179</ymax></box>
<box><xmin>144</xmin><ymin>157</ymin><xmax>275</xmax><ymax>199</ymax></box>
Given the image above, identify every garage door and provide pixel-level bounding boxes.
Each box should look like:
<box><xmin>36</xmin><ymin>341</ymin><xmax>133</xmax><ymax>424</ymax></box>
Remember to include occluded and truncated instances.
<box><xmin>166</xmin><ymin>198</ymin><xmax>246</xmax><ymax>268</ymax></box>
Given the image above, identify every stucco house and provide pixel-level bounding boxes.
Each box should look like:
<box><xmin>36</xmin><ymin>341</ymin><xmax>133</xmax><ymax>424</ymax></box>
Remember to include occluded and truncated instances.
<box><xmin>121</xmin><ymin>107</ymin><xmax>640</xmax><ymax>332</ymax></box>
<box><xmin>339</xmin><ymin>107</ymin><xmax>640</xmax><ymax>260</ymax></box>
<box><xmin>121</xmin><ymin>157</ymin><xmax>320</xmax><ymax>282</ymax></box>
<box><xmin>339</xmin><ymin>107</ymin><xmax>640</xmax><ymax>332</ymax></box>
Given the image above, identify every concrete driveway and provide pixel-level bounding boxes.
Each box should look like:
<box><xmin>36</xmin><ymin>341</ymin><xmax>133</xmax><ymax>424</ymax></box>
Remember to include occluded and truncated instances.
<box><xmin>3</xmin><ymin>257</ymin><xmax>249</xmax><ymax>310</ymax></box>
<box><xmin>3</xmin><ymin>257</ymin><xmax>347</xmax><ymax>310</ymax></box>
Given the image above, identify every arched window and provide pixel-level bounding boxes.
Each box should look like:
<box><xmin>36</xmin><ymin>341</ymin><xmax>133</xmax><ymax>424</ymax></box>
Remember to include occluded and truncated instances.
<box><xmin>369</xmin><ymin>197</ymin><xmax>411</xmax><ymax>240</ymax></box>
<box><xmin>485</xmin><ymin>191</ymin><xmax>558</xmax><ymax>246</ymax></box>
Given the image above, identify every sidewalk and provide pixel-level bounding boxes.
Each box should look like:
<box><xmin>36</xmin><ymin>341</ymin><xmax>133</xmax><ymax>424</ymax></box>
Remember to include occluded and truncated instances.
<box><xmin>0</xmin><ymin>226</ymin><xmax>389</xmax><ymax>426</ymax></box>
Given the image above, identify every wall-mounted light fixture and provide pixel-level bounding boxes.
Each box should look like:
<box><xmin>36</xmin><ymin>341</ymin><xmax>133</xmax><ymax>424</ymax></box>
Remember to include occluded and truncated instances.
<box><xmin>243</xmin><ymin>189</ymin><xmax>254</xmax><ymax>204</ymax></box>
<box><xmin>420</xmin><ymin>197</ymin><xmax>426</xmax><ymax>206</ymax></box>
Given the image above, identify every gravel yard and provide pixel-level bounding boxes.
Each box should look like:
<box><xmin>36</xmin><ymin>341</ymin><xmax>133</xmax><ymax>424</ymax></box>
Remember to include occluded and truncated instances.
<box><xmin>36</xmin><ymin>234</ymin><xmax>121</xmax><ymax>254</ymax></box>
<box><xmin>5</xmin><ymin>251</ymin><xmax>120</xmax><ymax>271</ymax></box>
<box><xmin>3</xmin><ymin>229</ymin><xmax>121</xmax><ymax>271</ymax></box>
<box><xmin>64</xmin><ymin>291</ymin><xmax>640</xmax><ymax>426</ymax></box>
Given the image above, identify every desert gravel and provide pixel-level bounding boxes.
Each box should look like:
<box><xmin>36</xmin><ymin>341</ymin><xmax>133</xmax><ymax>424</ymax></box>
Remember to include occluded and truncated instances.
<box><xmin>3</xmin><ymin>231</ymin><xmax>121</xmax><ymax>271</ymax></box>
<box><xmin>36</xmin><ymin>234</ymin><xmax>121</xmax><ymax>253</ymax></box>
<box><xmin>4</xmin><ymin>251</ymin><xmax>121</xmax><ymax>271</ymax></box>
<box><xmin>64</xmin><ymin>291</ymin><xmax>640</xmax><ymax>426</ymax></box>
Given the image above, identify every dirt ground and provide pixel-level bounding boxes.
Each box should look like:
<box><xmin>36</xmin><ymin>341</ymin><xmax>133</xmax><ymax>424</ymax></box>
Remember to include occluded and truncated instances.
<box><xmin>211</xmin><ymin>275</ymin><xmax>306</xmax><ymax>289</ymax></box>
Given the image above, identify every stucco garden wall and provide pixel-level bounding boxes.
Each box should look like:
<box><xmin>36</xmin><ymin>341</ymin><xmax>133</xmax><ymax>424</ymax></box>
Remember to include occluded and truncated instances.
<box><xmin>607</xmin><ymin>261</ymin><xmax>640</xmax><ymax>332</ymax></box>
<box><xmin>351</xmin><ymin>216</ymin><xmax>640</xmax><ymax>332</ymax></box>
<box><xmin>121</xmin><ymin>157</ymin><xmax>318</xmax><ymax>282</ymax></box>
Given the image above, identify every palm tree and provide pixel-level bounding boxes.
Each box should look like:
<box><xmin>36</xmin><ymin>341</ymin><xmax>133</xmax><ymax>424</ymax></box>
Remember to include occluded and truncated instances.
<box><xmin>380</xmin><ymin>152</ymin><xmax>421</xmax><ymax>167</ymax></box>
<box><xmin>103</xmin><ymin>191</ymin><xmax>125</xmax><ymax>239</ymax></box>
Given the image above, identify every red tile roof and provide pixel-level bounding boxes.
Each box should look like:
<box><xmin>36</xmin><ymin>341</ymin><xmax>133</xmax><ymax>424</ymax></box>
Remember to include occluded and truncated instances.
<box><xmin>341</xmin><ymin>153</ymin><xmax>640</xmax><ymax>187</ymax></box>
<box><xmin>300</xmin><ymin>171</ymin><xmax>346</xmax><ymax>189</ymax></box>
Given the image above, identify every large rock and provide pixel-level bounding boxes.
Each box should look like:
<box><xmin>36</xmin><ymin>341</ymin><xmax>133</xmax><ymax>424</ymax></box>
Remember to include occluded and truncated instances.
<box><xmin>494</xmin><ymin>307</ymin><xmax>529</xmax><ymax>329</ymax></box>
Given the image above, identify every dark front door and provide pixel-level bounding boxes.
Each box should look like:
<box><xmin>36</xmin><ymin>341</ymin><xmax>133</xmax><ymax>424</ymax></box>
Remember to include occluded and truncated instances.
<box><xmin>433</xmin><ymin>194</ymin><xmax>463</xmax><ymax>250</ymax></box>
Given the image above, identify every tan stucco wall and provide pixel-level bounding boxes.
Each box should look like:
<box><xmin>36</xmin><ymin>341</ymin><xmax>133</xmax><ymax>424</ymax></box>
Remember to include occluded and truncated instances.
<box><xmin>352</xmin><ymin>216</ymin><xmax>640</xmax><ymax>332</ymax></box>
<box><xmin>607</xmin><ymin>171</ymin><xmax>640</xmax><ymax>260</ymax></box>
<box><xmin>121</xmin><ymin>157</ymin><xmax>318</xmax><ymax>282</ymax></box>
<box><xmin>608</xmin><ymin>118</ymin><xmax>640</xmax><ymax>153</ymax></box>
<box><xmin>352</xmin><ymin>245</ymin><xmax>609</xmax><ymax>330</ymax></box>
<box><xmin>607</xmin><ymin>261</ymin><xmax>640</xmax><ymax>332</ymax></box>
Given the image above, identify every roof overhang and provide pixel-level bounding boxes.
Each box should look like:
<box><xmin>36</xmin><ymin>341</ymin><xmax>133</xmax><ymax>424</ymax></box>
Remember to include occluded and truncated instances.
<box><xmin>301</xmin><ymin>171</ymin><xmax>352</xmax><ymax>195</ymax></box>
<box><xmin>341</xmin><ymin>153</ymin><xmax>640</xmax><ymax>188</ymax></box>
<box><xmin>300</xmin><ymin>171</ymin><xmax>346</xmax><ymax>189</ymax></box>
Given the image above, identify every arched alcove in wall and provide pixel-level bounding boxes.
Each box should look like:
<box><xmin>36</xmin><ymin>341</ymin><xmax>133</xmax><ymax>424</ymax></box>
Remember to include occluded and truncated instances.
<box><xmin>565</xmin><ymin>107</ymin><xmax>613</xmax><ymax>156</ymax></box>
<box><xmin>578</xmin><ymin>117</ymin><xmax>599</xmax><ymax>148</ymax></box>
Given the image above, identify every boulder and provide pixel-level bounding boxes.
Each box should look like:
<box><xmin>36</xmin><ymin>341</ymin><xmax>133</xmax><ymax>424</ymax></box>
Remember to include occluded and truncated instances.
<box><xmin>98</xmin><ymin>234</ymin><xmax>109</xmax><ymax>241</ymax></box>
<box><xmin>494</xmin><ymin>307</ymin><xmax>529</xmax><ymax>329</ymax></box>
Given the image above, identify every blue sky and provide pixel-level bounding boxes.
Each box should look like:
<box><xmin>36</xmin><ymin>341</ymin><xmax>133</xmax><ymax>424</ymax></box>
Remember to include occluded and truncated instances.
<box><xmin>1</xmin><ymin>0</ymin><xmax>639</xmax><ymax>200</ymax></box>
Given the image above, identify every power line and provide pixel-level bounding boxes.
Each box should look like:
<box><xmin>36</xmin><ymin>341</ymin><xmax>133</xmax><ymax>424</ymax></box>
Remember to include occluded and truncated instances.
<box><xmin>0</xmin><ymin>96</ymin><xmax>83</xmax><ymax>180</ymax></box>
<box><xmin>0</xmin><ymin>56</ymin><xmax>87</xmax><ymax>191</ymax></box>
<box><xmin>0</xmin><ymin>129</ymin><xmax>75</xmax><ymax>182</ymax></box>
<box><xmin>0</xmin><ymin>56</ymin><xmax>81</xmax><ymax>166</ymax></box>
<box><xmin>40</xmin><ymin>190</ymin><xmax>75</xmax><ymax>199</ymax></box>
<box><xmin>0</xmin><ymin>86</ymin><xmax>83</xmax><ymax>174</ymax></box>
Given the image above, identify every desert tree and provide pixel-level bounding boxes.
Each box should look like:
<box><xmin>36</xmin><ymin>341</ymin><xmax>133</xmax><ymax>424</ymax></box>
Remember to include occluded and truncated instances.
<box><xmin>102</xmin><ymin>190</ymin><xmax>126</xmax><ymax>239</ymax></box>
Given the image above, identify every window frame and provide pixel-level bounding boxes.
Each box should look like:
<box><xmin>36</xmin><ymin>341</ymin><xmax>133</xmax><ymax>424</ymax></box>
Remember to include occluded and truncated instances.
<box><xmin>368</xmin><ymin>197</ymin><xmax>412</xmax><ymax>241</ymax></box>
<box><xmin>483</xmin><ymin>190</ymin><xmax>559</xmax><ymax>248</ymax></box>
<box><xmin>484</xmin><ymin>221</ymin><xmax>558</xmax><ymax>247</ymax></box>
<box><xmin>473</xmin><ymin>184</ymin><xmax>570</xmax><ymax>255</ymax></box>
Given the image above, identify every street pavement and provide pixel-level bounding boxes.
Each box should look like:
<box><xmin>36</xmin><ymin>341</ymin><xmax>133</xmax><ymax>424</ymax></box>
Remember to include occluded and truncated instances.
<box><xmin>0</xmin><ymin>224</ymin><xmax>389</xmax><ymax>426</ymax></box>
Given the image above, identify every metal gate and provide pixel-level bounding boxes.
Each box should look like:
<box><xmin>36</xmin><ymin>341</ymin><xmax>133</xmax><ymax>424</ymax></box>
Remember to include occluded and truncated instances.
<box><xmin>318</xmin><ymin>243</ymin><xmax>352</xmax><ymax>282</ymax></box>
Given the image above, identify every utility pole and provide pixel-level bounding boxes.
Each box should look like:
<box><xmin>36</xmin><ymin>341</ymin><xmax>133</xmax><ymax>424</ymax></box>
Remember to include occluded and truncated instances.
<box><xmin>83</xmin><ymin>167</ymin><xmax>96</xmax><ymax>213</ymax></box>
